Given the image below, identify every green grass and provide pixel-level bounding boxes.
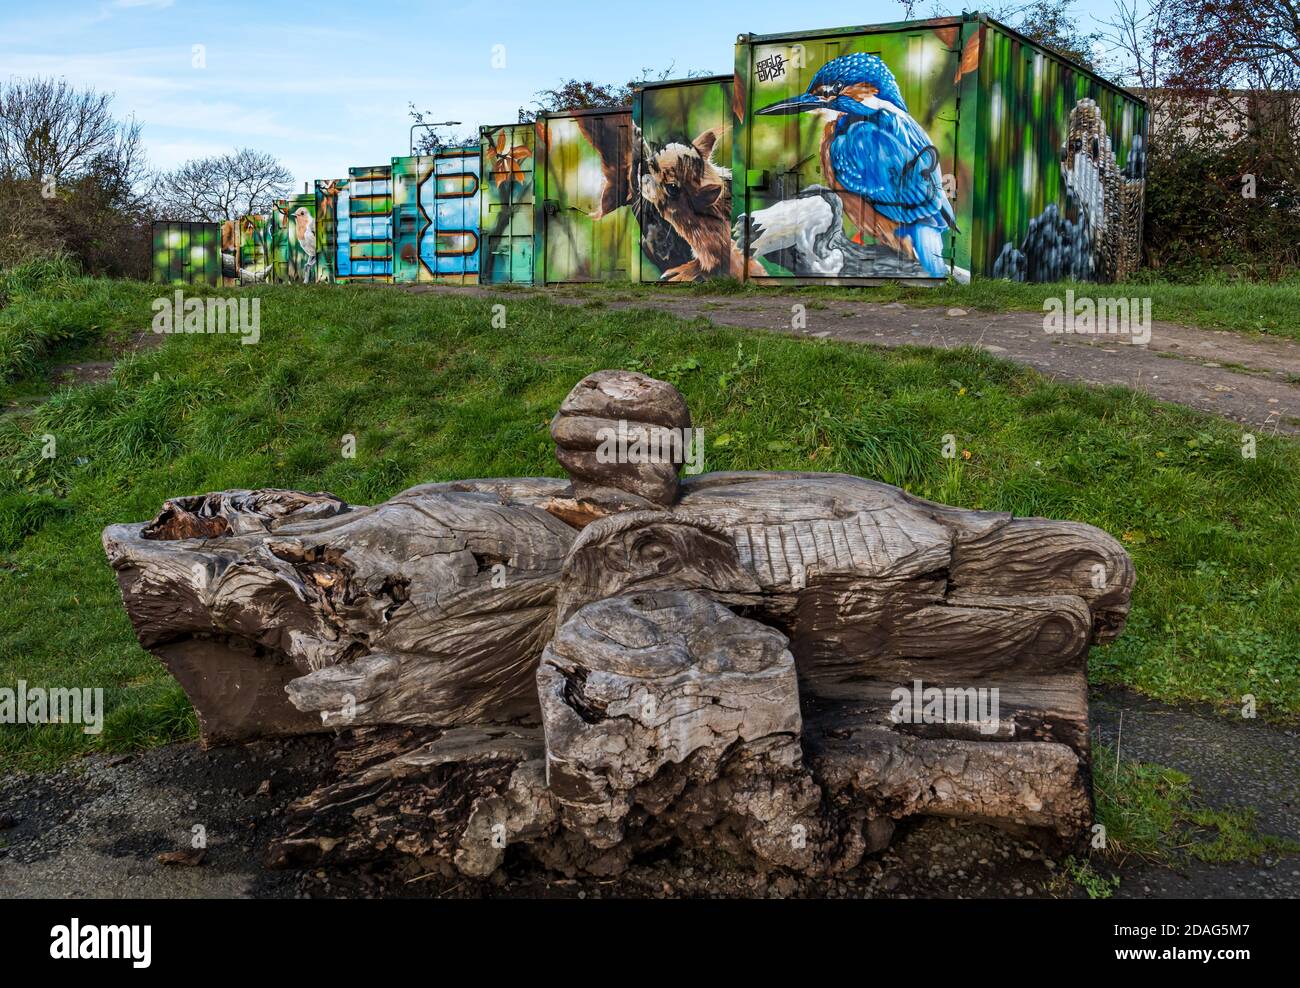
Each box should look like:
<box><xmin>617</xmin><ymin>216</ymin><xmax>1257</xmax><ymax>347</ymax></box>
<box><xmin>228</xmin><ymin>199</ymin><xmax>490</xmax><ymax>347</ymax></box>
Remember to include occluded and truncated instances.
<box><xmin>550</xmin><ymin>274</ymin><xmax>1300</xmax><ymax>341</ymax></box>
<box><xmin>1060</xmin><ymin>742</ymin><xmax>1300</xmax><ymax>897</ymax></box>
<box><xmin>1</xmin><ymin>277</ymin><xmax>1298</xmax><ymax>770</ymax></box>
<box><xmin>0</xmin><ymin>255</ymin><xmax>152</xmax><ymax>389</ymax></box>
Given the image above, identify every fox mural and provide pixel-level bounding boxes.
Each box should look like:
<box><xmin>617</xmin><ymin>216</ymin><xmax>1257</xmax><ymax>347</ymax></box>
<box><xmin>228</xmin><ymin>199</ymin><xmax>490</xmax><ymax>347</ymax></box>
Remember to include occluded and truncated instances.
<box><xmin>634</xmin><ymin>75</ymin><xmax>761</xmax><ymax>282</ymax></box>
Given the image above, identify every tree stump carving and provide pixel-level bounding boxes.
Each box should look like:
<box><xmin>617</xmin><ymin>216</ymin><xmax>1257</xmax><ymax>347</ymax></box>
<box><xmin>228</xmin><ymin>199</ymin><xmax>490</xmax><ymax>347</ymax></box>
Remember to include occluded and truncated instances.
<box><xmin>103</xmin><ymin>369</ymin><xmax>1134</xmax><ymax>877</ymax></box>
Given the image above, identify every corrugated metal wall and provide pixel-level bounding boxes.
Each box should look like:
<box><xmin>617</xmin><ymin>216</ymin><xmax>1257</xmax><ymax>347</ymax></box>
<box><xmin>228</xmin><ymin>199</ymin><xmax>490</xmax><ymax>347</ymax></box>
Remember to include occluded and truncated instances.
<box><xmin>151</xmin><ymin>222</ymin><xmax>222</xmax><ymax>286</ymax></box>
<box><xmin>479</xmin><ymin>123</ymin><xmax>537</xmax><ymax>285</ymax></box>
<box><xmin>346</xmin><ymin>166</ymin><xmax>393</xmax><ymax>282</ymax></box>
<box><xmin>315</xmin><ymin>180</ymin><xmax>348</xmax><ymax>284</ymax></box>
<box><xmin>536</xmin><ymin>109</ymin><xmax>634</xmax><ymax>284</ymax></box>
<box><xmin>973</xmin><ymin>19</ymin><xmax>1147</xmax><ymax>281</ymax></box>
<box><xmin>392</xmin><ymin>147</ymin><xmax>482</xmax><ymax>284</ymax></box>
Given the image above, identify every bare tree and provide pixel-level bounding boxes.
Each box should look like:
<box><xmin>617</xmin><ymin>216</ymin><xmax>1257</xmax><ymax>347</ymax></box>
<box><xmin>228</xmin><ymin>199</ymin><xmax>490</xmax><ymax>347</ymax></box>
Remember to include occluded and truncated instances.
<box><xmin>0</xmin><ymin>76</ymin><xmax>145</xmax><ymax>187</ymax></box>
<box><xmin>150</xmin><ymin>148</ymin><xmax>293</xmax><ymax>222</ymax></box>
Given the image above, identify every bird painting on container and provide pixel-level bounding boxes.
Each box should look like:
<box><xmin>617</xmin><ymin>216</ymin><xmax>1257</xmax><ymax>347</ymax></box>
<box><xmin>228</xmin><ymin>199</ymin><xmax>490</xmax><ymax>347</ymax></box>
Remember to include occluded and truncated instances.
<box><xmin>293</xmin><ymin>207</ymin><xmax>317</xmax><ymax>281</ymax></box>
<box><xmin>756</xmin><ymin>52</ymin><xmax>956</xmax><ymax>278</ymax></box>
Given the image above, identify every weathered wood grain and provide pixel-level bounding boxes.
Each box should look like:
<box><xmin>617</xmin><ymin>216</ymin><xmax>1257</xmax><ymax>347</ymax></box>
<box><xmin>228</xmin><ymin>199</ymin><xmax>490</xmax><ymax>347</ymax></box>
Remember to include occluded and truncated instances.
<box><xmin>104</xmin><ymin>370</ymin><xmax>1136</xmax><ymax>874</ymax></box>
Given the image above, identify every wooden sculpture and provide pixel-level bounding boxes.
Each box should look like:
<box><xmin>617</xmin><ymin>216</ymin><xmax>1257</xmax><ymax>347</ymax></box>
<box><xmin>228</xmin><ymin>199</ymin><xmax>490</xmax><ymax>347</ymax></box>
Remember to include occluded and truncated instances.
<box><xmin>103</xmin><ymin>370</ymin><xmax>1133</xmax><ymax>877</ymax></box>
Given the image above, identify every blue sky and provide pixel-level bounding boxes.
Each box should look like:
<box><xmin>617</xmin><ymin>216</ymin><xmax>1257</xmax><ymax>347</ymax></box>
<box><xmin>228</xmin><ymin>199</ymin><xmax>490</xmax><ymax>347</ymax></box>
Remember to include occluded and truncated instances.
<box><xmin>0</xmin><ymin>0</ymin><xmax>1121</xmax><ymax>189</ymax></box>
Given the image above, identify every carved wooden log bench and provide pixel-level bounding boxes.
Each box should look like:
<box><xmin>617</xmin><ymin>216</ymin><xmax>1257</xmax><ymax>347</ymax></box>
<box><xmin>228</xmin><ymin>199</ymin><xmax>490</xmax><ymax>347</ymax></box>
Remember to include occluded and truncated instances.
<box><xmin>103</xmin><ymin>370</ymin><xmax>1134</xmax><ymax>877</ymax></box>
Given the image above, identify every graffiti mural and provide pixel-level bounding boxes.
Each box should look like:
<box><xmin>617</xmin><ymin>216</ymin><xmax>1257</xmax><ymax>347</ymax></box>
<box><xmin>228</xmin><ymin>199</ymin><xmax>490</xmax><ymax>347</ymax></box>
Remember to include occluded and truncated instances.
<box><xmin>979</xmin><ymin>23</ymin><xmax>1147</xmax><ymax>283</ymax></box>
<box><xmin>734</xmin><ymin>25</ymin><xmax>971</xmax><ymax>282</ymax></box>
<box><xmin>479</xmin><ymin>124</ymin><xmax>536</xmax><ymax>284</ymax></box>
<box><xmin>151</xmin><ymin>221</ymin><xmax>222</xmax><ymax>286</ymax></box>
<box><xmin>393</xmin><ymin>148</ymin><xmax>481</xmax><ymax>284</ymax></box>
<box><xmin>315</xmin><ymin>179</ymin><xmax>349</xmax><ymax>284</ymax></box>
<box><xmin>634</xmin><ymin>75</ymin><xmax>758</xmax><ymax>282</ymax></box>
<box><xmin>536</xmin><ymin>109</ymin><xmax>636</xmax><ymax>283</ymax></box>
<box><xmin>269</xmin><ymin>194</ymin><xmax>318</xmax><ymax>284</ymax></box>
<box><xmin>346</xmin><ymin>166</ymin><xmax>393</xmax><ymax>282</ymax></box>
<box><xmin>144</xmin><ymin>16</ymin><xmax>1144</xmax><ymax>288</ymax></box>
<box><xmin>216</xmin><ymin>214</ymin><xmax>273</xmax><ymax>285</ymax></box>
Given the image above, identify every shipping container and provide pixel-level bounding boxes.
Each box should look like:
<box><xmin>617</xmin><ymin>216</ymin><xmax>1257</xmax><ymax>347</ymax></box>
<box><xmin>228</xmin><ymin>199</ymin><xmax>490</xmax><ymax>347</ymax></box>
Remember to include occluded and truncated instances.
<box><xmin>315</xmin><ymin>179</ymin><xmax>349</xmax><ymax>284</ymax></box>
<box><xmin>392</xmin><ymin>147</ymin><xmax>482</xmax><ymax>285</ymax></box>
<box><xmin>633</xmin><ymin>74</ymin><xmax>743</xmax><ymax>282</ymax></box>
<box><xmin>270</xmin><ymin>193</ymin><xmax>320</xmax><ymax>284</ymax></box>
<box><xmin>535</xmin><ymin>108</ymin><xmax>635</xmax><ymax>284</ymax></box>
<box><xmin>479</xmin><ymin>123</ymin><xmax>537</xmax><ymax>285</ymax></box>
<box><xmin>151</xmin><ymin>221</ymin><xmax>222</xmax><ymax>286</ymax></box>
<box><xmin>732</xmin><ymin>14</ymin><xmax>1146</xmax><ymax>283</ymax></box>
<box><xmin>346</xmin><ymin>165</ymin><xmax>394</xmax><ymax>282</ymax></box>
<box><xmin>232</xmin><ymin>213</ymin><xmax>273</xmax><ymax>285</ymax></box>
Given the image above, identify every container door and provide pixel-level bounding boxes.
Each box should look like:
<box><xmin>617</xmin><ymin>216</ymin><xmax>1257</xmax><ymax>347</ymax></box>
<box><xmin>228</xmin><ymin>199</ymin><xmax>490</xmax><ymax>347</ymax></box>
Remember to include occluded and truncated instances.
<box><xmin>481</xmin><ymin>125</ymin><xmax>534</xmax><ymax>284</ymax></box>
<box><xmin>391</xmin><ymin>157</ymin><xmax>423</xmax><ymax>283</ymax></box>
<box><xmin>173</xmin><ymin>223</ymin><xmax>190</xmax><ymax>284</ymax></box>
<box><xmin>742</xmin><ymin>30</ymin><xmax>960</xmax><ymax>281</ymax></box>
<box><xmin>543</xmin><ymin>117</ymin><xmax>590</xmax><ymax>283</ymax></box>
<box><xmin>197</xmin><ymin>223</ymin><xmax>221</xmax><ymax>286</ymax></box>
<box><xmin>591</xmin><ymin>116</ymin><xmax>629</xmax><ymax>281</ymax></box>
<box><xmin>432</xmin><ymin>148</ymin><xmax>480</xmax><ymax>284</ymax></box>
<box><xmin>543</xmin><ymin>114</ymin><xmax>632</xmax><ymax>283</ymax></box>
<box><xmin>348</xmin><ymin>167</ymin><xmax>393</xmax><ymax>282</ymax></box>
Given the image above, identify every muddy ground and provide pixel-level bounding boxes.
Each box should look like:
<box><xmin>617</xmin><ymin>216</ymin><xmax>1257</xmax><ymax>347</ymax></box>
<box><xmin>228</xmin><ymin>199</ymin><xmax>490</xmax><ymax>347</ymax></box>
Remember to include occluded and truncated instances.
<box><xmin>1</xmin><ymin>687</ymin><xmax>1295</xmax><ymax>900</ymax></box>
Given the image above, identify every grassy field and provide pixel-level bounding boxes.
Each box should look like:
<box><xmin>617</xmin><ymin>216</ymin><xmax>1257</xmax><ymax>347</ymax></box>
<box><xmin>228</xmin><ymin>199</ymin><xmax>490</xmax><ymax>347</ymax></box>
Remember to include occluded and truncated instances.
<box><xmin>1</xmin><ymin>271</ymin><xmax>1298</xmax><ymax>771</ymax></box>
<box><xmin>547</xmin><ymin>274</ymin><xmax>1300</xmax><ymax>341</ymax></box>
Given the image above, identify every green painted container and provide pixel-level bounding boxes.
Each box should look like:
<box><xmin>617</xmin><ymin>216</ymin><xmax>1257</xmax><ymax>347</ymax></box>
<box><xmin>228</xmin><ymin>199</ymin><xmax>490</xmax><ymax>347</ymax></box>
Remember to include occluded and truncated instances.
<box><xmin>346</xmin><ymin>165</ymin><xmax>394</xmax><ymax>282</ymax></box>
<box><xmin>479</xmin><ymin>122</ymin><xmax>538</xmax><ymax>285</ymax></box>
<box><xmin>632</xmin><ymin>74</ymin><xmax>739</xmax><ymax>283</ymax></box>
<box><xmin>151</xmin><ymin>221</ymin><xmax>222</xmax><ymax>286</ymax></box>
<box><xmin>270</xmin><ymin>193</ymin><xmax>320</xmax><ymax>284</ymax></box>
<box><xmin>534</xmin><ymin>108</ymin><xmax>636</xmax><ymax>284</ymax></box>
<box><xmin>315</xmin><ymin>180</ymin><xmax>349</xmax><ymax>284</ymax></box>
<box><xmin>392</xmin><ymin>147</ymin><xmax>482</xmax><ymax>285</ymax></box>
<box><xmin>732</xmin><ymin>14</ymin><xmax>1146</xmax><ymax>283</ymax></box>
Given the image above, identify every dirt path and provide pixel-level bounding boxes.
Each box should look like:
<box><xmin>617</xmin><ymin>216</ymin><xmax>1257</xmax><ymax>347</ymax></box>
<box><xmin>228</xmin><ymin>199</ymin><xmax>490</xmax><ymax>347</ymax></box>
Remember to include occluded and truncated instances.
<box><xmin>410</xmin><ymin>285</ymin><xmax>1300</xmax><ymax>434</ymax></box>
<box><xmin>1</xmin><ymin>687</ymin><xmax>1294</xmax><ymax>899</ymax></box>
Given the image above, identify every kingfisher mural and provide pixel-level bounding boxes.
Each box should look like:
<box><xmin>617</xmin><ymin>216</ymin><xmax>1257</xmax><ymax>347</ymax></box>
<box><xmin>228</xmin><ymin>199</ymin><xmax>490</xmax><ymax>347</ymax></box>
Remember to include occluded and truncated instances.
<box><xmin>753</xmin><ymin>53</ymin><xmax>956</xmax><ymax>279</ymax></box>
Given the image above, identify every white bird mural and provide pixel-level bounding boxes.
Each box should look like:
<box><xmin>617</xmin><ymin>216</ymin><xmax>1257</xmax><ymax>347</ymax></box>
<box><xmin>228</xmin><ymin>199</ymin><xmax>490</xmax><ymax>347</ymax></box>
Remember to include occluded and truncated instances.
<box><xmin>293</xmin><ymin>207</ymin><xmax>317</xmax><ymax>281</ymax></box>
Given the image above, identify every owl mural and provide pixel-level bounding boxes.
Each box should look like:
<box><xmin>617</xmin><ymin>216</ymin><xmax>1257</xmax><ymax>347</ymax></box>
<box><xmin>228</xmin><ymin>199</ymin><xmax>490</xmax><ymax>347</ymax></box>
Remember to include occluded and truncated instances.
<box><xmin>993</xmin><ymin>99</ymin><xmax>1145</xmax><ymax>282</ymax></box>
